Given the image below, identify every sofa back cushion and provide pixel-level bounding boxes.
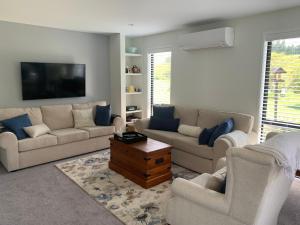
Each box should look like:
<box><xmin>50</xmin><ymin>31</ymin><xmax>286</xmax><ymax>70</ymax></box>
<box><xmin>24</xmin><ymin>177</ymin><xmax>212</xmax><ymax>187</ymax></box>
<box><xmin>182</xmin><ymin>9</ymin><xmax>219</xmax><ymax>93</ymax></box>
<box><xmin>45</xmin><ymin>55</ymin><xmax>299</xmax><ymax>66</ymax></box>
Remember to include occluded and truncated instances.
<box><xmin>0</xmin><ymin>107</ymin><xmax>43</xmax><ymax>125</ymax></box>
<box><xmin>174</xmin><ymin>105</ymin><xmax>198</xmax><ymax>126</ymax></box>
<box><xmin>73</xmin><ymin>101</ymin><xmax>106</xmax><ymax>119</ymax></box>
<box><xmin>197</xmin><ymin>109</ymin><xmax>254</xmax><ymax>134</ymax></box>
<box><xmin>41</xmin><ymin>104</ymin><xmax>74</xmax><ymax>130</ymax></box>
<box><xmin>153</xmin><ymin>105</ymin><xmax>175</xmax><ymax>119</ymax></box>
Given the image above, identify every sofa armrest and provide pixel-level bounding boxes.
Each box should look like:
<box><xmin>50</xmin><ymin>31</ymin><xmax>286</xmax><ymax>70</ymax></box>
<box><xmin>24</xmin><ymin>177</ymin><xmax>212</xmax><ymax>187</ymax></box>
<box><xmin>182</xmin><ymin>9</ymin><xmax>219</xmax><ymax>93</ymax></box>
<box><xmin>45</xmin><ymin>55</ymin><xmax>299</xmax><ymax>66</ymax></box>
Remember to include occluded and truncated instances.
<box><xmin>0</xmin><ymin>132</ymin><xmax>19</xmax><ymax>171</ymax></box>
<box><xmin>134</xmin><ymin>119</ymin><xmax>150</xmax><ymax>133</ymax></box>
<box><xmin>215</xmin><ymin>157</ymin><xmax>226</xmax><ymax>172</ymax></box>
<box><xmin>219</xmin><ymin>130</ymin><xmax>248</xmax><ymax>147</ymax></box>
<box><xmin>266</xmin><ymin>131</ymin><xmax>280</xmax><ymax>140</ymax></box>
<box><xmin>112</xmin><ymin>116</ymin><xmax>125</xmax><ymax>133</ymax></box>
<box><xmin>213</xmin><ymin>137</ymin><xmax>231</xmax><ymax>159</ymax></box>
<box><xmin>171</xmin><ymin>178</ymin><xmax>229</xmax><ymax>214</ymax></box>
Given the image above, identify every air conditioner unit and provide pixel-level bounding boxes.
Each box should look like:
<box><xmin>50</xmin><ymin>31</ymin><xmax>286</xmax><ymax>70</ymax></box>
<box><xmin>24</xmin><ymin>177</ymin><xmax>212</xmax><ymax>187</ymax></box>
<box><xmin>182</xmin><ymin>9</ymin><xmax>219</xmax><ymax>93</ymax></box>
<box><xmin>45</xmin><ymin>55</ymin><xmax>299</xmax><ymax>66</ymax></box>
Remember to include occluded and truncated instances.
<box><xmin>178</xmin><ymin>27</ymin><xmax>234</xmax><ymax>50</ymax></box>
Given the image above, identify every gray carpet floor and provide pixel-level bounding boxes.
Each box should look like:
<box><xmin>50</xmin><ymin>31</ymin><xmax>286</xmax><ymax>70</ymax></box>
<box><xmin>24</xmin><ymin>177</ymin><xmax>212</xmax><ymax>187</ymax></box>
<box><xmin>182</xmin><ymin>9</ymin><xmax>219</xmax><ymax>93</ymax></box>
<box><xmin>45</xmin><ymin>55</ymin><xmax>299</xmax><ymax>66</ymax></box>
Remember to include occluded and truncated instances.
<box><xmin>0</xmin><ymin>149</ymin><xmax>299</xmax><ymax>225</ymax></box>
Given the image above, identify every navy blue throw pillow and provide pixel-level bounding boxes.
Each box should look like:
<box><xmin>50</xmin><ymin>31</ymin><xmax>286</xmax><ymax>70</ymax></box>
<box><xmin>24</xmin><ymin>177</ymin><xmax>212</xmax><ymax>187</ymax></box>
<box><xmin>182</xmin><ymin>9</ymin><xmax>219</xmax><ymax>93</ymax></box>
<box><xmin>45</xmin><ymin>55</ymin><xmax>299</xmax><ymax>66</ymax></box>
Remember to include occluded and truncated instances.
<box><xmin>198</xmin><ymin>125</ymin><xmax>219</xmax><ymax>145</ymax></box>
<box><xmin>1</xmin><ymin>114</ymin><xmax>32</xmax><ymax>140</ymax></box>
<box><xmin>95</xmin><ymin>105</ymin><xmax>112</xmax><ymax>126</ymax></box>
<box><xmin>149</xmin><ymin>116</ymin><xmax>180</xmax><ymax>132</ymax></box>
<box><xmin>208</xmin><ymin>118</ymin><xmax>235</xmax><ymax>147</ymax></box>
<box><xmin>153</xmin><ymin>106</ymin><xmax>175</xmax><ymax>119</ymax></box>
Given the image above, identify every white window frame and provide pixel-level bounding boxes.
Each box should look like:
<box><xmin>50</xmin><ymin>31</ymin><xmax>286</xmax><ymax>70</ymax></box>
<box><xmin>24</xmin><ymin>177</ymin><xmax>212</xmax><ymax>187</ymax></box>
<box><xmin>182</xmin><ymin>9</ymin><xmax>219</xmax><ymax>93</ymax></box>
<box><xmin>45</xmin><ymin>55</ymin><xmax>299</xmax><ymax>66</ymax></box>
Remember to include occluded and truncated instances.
<box><xmin>146</xmin><ymin>47</ymin><xmax>173</xmax><ymax>117</ymax></box>
<box><xmin>259</xmin><ymin>29</ymin><xmax>300</xmax><ymax>141</ymax></box>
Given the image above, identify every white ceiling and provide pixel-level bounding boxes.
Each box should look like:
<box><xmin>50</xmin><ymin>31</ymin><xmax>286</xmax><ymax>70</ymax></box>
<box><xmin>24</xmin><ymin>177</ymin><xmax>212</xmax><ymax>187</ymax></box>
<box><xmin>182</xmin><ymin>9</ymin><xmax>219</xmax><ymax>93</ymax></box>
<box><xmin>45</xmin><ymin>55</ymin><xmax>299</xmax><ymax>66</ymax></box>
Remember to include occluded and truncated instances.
<box><xmin>0</xmin><ymin>0</ymin><xmax>299</xmax><ymax>36</ymax></box>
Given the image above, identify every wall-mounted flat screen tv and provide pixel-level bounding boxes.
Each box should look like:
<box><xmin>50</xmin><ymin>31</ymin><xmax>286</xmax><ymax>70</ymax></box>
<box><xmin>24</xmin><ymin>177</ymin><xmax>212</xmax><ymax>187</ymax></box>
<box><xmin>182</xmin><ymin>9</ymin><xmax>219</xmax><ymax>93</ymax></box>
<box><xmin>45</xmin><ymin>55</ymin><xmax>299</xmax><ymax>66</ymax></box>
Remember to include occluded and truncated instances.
<box><xmin>21</xmin><ymin>62</ymin><xmax>86</xmax><ymax>100</ymax></box>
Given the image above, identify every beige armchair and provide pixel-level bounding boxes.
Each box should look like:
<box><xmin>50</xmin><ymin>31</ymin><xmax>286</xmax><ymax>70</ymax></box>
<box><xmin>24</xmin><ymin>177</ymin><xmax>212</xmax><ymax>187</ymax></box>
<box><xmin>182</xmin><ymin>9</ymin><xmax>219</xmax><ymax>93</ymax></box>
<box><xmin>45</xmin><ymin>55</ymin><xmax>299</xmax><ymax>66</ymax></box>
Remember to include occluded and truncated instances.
<box><xmin>166</xmin><ymin>146</ymin><xmax>292</xmax><ymax>225</ymax></box>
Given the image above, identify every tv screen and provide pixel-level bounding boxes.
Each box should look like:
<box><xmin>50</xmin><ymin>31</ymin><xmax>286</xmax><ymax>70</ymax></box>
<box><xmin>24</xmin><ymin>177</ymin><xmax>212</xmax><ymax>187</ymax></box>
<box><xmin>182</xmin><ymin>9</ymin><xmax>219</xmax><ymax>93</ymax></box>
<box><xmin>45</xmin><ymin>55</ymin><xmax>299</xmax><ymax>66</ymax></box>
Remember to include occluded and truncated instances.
<box><xmin>21</xmin><ymin>62</ymin><xmax>86</xmax><ymax>100</ymax></box>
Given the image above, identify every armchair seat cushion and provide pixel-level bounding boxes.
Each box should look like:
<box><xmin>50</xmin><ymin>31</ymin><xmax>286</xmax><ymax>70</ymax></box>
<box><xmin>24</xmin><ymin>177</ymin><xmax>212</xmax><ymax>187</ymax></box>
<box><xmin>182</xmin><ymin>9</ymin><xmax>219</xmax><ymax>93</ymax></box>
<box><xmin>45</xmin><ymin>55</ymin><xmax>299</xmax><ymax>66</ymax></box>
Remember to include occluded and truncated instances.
<box><xmin>173</xmin><ymin>136</ymin><xmax>214</xmax><ymax>159</ymax></box>
<box><xmin>143</xmin><ymin>129</ymin><xmax>183</xmax><ymax>145</ymax></box>
<box><xmin>191</xmin><ymin>173</ymin><xmax>225</xmax><ymax>192</ymax></box>
<box><xmin>80</xmin><ymin>126</ymin><xmax>115</xmax><ymax>138</ymax></box>
<box><xmin>50</xmin><ymin>128</ymin><xmax>89</xmax><ymax>145</ymax></box>
<box><xmin>18</xmin><ymin>134</ymin><xmax>58</xmax><ymax>152</ymax></box>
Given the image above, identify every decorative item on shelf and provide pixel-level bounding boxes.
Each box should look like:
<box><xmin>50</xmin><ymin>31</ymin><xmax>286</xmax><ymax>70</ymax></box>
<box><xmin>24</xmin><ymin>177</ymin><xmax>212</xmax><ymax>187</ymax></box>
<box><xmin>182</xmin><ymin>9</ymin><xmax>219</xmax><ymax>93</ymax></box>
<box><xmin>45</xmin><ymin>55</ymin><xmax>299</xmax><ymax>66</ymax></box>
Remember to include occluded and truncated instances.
<box><xmin>131</xmin><ymin>65</ymin><xmax>141</xmax><ymax>73</ymax></box>
<box><xmin>126</xmin><ymin>47</ymin><xmax>139</xmax><ymax>54</ymax></box>
<box><xmin>126</xmin><ymin>106</ymin><xmax>138</xmax><ymax>111</ymax></box>
<box><xmin>125</xmin><ymin>66</ymin><xmax>131</xmax><ymax>74</ymax></box>
<box><xmin>126</xmin><ymin>124</ymin><xmax>136</xmax><ymax>132</ymax></box>
<box><xmin>127</xmin><ymin>85</ymin><xmax>135</xmax><ymax>93</ymax></box>
<box><xmin>135</xmin><ymin>88</ymin><xmax>142</xmax><ymax>92</ymax></box>
<box><xmin>126</xmin><ymin>115</ymin><xmax>140</xmax><ymax>123</ymax></box>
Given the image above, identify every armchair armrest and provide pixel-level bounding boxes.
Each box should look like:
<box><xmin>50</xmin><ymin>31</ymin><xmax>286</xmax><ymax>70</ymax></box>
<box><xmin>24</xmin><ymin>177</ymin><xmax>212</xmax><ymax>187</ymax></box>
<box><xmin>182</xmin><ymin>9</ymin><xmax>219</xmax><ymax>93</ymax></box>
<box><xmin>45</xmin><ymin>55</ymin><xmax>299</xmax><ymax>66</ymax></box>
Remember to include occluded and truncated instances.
<box><xmin>134</xmin><ymin>119</ymin><xmax>150</xmax><ymax>133</ymax></box>
<box><xmin>112</xmin><ymin>116</ymin><xmax>125</xmax><ymax>133</ymax></box>
<box><xmin>171</xmin><ymin>178</ymin><xmax>229</xmax><ymax>214</ymax></box>
<box><xmin>0</xmin><ymin>132</ymin><xmax>19</xmax><ymax>171</ymax></box>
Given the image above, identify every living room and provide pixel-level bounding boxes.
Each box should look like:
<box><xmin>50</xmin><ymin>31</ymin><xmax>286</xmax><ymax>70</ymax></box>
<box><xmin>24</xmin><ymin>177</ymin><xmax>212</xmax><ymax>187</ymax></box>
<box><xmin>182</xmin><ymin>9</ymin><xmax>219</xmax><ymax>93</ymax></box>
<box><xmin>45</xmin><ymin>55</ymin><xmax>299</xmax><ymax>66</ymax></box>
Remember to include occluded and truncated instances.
<box><xmin>0</xmin><ymin>1</ymin><xmax>300</xmax><ymax>225</ymax></box>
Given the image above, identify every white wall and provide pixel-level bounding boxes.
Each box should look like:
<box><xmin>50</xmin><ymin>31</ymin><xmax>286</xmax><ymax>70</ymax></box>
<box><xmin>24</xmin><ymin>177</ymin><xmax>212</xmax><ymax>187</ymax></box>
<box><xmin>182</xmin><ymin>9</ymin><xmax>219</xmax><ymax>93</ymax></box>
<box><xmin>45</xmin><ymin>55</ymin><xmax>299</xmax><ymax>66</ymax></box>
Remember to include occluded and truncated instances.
<box><xmin>133</xmin><ymin>7</ymin><xmax>300</xmax><ymax>131</ymax></box>
<box><xmin>0</xmin><ymin>21</ymin><xmax>110</xmax><ymax>108</ymax></box>
<box><xmin>109</xmin><ymin>34</ymin><xmax>126</xmax><ymax>119</ymax></box>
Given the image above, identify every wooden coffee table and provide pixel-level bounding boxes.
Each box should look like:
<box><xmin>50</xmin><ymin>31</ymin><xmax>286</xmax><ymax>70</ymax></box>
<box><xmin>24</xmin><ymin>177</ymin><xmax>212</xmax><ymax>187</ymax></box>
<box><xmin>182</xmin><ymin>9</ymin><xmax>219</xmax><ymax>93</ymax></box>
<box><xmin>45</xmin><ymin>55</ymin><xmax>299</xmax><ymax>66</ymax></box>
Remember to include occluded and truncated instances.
<box><xmin>109</xmin><ymin>138</ymin><xmax>172</xmax><ymax>189</ymax></box>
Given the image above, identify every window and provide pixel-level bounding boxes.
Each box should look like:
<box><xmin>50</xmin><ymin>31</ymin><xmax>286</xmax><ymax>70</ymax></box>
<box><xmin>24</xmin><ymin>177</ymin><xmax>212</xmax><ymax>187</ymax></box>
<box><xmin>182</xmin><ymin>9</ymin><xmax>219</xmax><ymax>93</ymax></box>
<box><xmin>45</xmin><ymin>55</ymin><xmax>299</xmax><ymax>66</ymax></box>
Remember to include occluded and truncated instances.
<box><xmin>260</xmin><ymin>37</ymin><xmax>300</xmax><ymax>141</ymax></box>
<box><xmin>149</xmin><ymin>51</ymin><xmax>172</xmax><ymax>113</ymax></box>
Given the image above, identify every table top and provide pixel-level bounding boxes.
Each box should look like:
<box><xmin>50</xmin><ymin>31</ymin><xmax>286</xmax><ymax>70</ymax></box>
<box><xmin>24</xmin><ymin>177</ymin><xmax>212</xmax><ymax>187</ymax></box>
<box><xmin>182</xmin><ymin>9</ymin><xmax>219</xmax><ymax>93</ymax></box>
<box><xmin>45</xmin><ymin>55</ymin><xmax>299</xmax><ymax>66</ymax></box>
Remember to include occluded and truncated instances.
<box><xmin>110</xmin><ymin>138</ymin><xmax>172</xmax><ymax>153</ymax></box>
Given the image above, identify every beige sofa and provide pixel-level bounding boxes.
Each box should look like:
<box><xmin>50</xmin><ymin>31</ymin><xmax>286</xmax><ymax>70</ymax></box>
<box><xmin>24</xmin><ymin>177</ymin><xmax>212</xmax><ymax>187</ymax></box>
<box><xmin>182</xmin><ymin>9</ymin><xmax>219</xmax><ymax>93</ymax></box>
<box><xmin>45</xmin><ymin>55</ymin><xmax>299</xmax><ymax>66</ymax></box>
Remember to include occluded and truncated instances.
<box><xmin>0</xmin><ymin>101</ymin><xmax>124</xmax><ymax>172</ymax></box>
<box><xmin>135</xmin><ymin>106</ymin><xmax>254</xmax><ymax>173</ymax></box>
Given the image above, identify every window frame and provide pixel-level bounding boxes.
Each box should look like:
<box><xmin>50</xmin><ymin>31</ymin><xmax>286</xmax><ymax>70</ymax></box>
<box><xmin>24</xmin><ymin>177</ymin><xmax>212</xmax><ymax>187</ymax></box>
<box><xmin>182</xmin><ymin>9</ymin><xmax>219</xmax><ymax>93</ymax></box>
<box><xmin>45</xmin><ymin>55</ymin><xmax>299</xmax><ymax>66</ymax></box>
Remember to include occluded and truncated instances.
<box><xmin>260</xmin><ymin>37</ymin><xmax>300</xmax><ymax>141</ymax></box>
<box><xmin>147</xmin><ymin>50</ymin><xmax>172</xmax><ymax>116</ymax></box>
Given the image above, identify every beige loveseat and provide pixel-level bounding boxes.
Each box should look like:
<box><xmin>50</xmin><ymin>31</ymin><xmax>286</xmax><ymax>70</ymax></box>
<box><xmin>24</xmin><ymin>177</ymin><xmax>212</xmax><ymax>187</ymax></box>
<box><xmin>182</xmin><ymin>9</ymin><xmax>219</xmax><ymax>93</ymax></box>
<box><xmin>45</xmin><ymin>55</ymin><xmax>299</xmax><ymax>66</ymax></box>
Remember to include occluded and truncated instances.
<box><xmin>0</xmin><ymin>101</ymin><xmax>124</xmax><ymax>172</ymax></box>
<box><xmin>135</xmin><ymin>106</ymin><xmax>254</xmax><ymax>173</ymax></box>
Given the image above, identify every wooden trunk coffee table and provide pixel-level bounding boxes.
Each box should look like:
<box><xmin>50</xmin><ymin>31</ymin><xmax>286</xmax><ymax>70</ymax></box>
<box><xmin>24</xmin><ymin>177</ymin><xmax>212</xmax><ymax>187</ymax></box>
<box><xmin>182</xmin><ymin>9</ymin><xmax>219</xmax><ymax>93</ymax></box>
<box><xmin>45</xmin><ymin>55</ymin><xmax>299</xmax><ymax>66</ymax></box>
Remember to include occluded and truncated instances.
<box><xmin>109</xmin><ymin>137</ymin><xmax>172</xmax><ymax>189</ymax></box>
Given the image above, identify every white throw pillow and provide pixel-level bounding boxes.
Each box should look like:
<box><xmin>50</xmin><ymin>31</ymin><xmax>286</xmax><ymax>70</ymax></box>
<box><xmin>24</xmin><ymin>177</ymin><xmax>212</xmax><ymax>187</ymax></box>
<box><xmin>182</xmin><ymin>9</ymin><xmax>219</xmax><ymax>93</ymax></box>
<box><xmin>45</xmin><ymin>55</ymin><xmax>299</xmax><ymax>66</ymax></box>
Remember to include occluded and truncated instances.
<box><xmin>72</xmin><ymin>109</ymin><xmax>96</xmax><ymax>128</ymax></box>
<box><xmin>24</xmin><ymin>124</ymin><xmax>51</xmax><ymax>138</ymax></box>
<box><xmin>178</xmin><ymin>124</ymin><xmax>202</xmax><ymax>138</ymax></box>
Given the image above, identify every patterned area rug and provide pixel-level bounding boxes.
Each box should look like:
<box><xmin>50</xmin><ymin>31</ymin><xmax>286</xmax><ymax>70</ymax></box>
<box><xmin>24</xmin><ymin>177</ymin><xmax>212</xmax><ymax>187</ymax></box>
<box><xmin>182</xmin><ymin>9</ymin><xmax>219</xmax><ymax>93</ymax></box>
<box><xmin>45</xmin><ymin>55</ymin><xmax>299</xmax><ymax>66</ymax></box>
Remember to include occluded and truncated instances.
<box><xmin>56</xmin><ymin>150</ymin><xmax>199</xmax><ymax>225</ymax></box>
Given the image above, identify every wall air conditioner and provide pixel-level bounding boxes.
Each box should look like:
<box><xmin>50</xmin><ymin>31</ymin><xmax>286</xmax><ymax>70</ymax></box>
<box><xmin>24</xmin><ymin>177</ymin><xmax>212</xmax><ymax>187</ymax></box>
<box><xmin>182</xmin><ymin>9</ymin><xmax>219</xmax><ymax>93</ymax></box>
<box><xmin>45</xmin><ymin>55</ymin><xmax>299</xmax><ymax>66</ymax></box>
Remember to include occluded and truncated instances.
<box><xmin>178</xmin><ymin>27</ymin><xmax>234</xmax><ymax>50</ymax></box>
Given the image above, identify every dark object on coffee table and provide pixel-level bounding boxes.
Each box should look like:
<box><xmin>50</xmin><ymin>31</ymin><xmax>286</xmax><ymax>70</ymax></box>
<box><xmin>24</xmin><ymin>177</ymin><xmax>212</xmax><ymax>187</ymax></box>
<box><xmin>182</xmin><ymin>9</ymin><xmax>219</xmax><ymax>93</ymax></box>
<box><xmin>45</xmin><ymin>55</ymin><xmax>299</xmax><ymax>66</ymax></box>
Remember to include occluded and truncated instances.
<box><xmin>114</xmin><ymin>132</ymin><xmax>147</xmax><ymax>144</ymax></box>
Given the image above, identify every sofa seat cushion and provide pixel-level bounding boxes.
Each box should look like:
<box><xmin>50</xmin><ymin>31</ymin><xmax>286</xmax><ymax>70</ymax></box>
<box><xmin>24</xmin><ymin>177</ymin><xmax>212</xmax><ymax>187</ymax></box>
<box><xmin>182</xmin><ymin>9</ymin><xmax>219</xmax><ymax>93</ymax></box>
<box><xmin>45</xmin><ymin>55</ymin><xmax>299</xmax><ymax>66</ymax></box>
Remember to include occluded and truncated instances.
<box><xmin>81</xmin><ymin>126</ymin><xmax>115</xmax><ymax>138</ymax></box>
<box><xmin>142</xmin><ymin>129</ymin><xmax>183</xmax><ymax>145</ymax></box>
<box><xmin>50</xmin><ymin>128</ymin><xmax>89</xmax><ymax>145</ymax></box>
<box><xmin>18</xmin><ymin>134</ymin><xmax>58</xmax><ymax>152</ymax></box>
<box><xmin>173</xmin><ymin>136</ymin><xmax>214</xmax><ymax>159</ymax></box>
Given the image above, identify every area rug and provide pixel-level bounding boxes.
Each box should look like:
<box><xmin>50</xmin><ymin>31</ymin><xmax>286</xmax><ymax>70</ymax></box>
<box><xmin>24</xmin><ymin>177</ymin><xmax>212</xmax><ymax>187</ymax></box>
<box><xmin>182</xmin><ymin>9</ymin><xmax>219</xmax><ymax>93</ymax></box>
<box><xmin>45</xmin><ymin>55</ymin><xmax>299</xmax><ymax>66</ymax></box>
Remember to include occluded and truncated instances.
<box><xmin>56</xmin><ymin>150</ymin><xmax>199</xmax><ymax>225</ymax></box>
